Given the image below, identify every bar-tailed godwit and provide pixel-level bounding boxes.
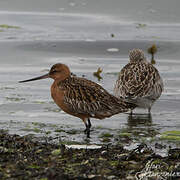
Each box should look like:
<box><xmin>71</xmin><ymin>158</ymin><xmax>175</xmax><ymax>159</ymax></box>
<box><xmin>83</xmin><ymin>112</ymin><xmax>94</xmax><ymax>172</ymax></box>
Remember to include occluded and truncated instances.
<box><xmin>20</xmin><ymin>63</ymin><xmax>136</xmax><ymax>137</ymax></box>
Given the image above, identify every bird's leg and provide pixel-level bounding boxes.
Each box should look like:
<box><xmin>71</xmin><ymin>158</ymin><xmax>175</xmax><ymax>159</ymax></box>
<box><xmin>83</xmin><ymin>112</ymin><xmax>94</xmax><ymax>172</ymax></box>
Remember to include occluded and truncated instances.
<box><xmin>130</xmin><ymin>109</ymin><xmax>133</xmax><ymax>115</ymax></box>
<box><xmin>86</xmin><ymin>118</ymin><xmax>92</xmax><ymax>138</ymax></box>
<box><xmin>88</xmin><ymin>118</ymin><xmax>91</xmax><ymax>129</ymax></box>
<box><xmin>84</xmin><ymin>123</ymin><xmax>90</xmax><ymax>138</ymax></box>
<box><xmin>148</xmin><ymin>107</ymin><xmax>151</xmax><ymax>114</ymax></box>
<box><xmin>83</xmin><ymin>118</ymin><xmax>91</xmax><ymax>138</ymax></box>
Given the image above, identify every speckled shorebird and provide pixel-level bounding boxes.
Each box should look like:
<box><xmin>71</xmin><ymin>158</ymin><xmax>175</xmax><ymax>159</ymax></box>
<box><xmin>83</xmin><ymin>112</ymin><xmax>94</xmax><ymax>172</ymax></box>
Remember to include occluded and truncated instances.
<box><xmin>19</xmin><ymin>63</ymin><xmax>136</xmax><ymax>137</ymax></box>
<box><xmin>114</xmin><ymin>49</ymin><xmax>163</xmax><ymax>114</ymax></box>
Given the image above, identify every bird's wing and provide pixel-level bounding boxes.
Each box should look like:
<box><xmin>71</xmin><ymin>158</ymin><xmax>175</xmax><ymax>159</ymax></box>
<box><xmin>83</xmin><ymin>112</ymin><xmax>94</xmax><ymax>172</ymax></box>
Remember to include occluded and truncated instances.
<box><xmin>114</xmin><ymin>62</ymin><xmax>163</xmax><ymax>100</ymax></box>
<box><xmin>61</xmin><ymin>77</ymin><xmax>132</xmax><ymax>118</ymax></box>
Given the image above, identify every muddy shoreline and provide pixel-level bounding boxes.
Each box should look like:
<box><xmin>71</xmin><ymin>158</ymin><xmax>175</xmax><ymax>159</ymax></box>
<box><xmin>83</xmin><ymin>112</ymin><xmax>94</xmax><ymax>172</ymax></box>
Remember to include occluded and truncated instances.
<box><xmin>0</xmin><ymin>130</ymin><xmax>179</xmax><ymax>179</ymax></box>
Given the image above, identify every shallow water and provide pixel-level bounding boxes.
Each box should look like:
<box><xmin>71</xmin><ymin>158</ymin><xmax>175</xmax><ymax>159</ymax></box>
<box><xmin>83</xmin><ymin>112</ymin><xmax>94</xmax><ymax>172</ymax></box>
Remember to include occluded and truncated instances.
<box><xmin>0</xmin><ymin>7</ymin><xmax>180</xmax><ymax>152</ymax></box>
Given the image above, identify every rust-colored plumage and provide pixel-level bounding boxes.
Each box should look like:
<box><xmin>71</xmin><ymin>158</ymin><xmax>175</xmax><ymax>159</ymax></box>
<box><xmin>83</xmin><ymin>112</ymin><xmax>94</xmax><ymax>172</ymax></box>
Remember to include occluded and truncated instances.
<box><xmin>114</xmin><ymin>49</ymin><xmax>163</xmax><ymax>114</ymax></box>
<box><xmin>19</xmin><ymin>63</ymin><xmax>136</xmax><ymax>137</ymax></box>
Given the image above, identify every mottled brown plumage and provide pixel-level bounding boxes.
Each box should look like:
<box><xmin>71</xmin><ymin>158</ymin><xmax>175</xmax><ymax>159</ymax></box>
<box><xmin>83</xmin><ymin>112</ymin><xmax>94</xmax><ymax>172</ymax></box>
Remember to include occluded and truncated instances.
<box><xmin>20</xmin><ymin>63</ymin><xmax>136</xmax><ymax>137</ymax></box>
<box><xmin>114</xmin><ymin>49</ymin><xmax>163</xmax><ymax>114</ymax></box>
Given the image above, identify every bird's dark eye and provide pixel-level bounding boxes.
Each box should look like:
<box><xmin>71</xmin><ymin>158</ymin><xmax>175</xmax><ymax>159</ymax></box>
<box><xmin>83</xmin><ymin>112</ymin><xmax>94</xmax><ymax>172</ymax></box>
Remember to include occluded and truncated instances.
<box><xmin>51</xmin><ymin>69</ymin><xmax>57</xmax><ymax>73</ymax></box>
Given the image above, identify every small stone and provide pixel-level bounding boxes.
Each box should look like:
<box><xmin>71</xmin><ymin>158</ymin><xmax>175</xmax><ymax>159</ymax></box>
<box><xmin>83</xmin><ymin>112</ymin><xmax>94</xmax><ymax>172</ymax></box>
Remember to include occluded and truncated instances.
<box><xmin>88</xmin><ymin>174</ymin><xmax>96</xmax><ymax>178</ymax></box>
<box><xmin>101</xmin><ymin>150</ymin><xmax>107</xmax><ymax>155</ymax></box>
<box><xmin>126</xmin><ymin>175</ymin><xmax>135</xmax><ymax>180</ymax></box>
<box><xmin>107</xmin><ymin>175</ymin><xmax>116</xmax><ymax>180</ymax></box>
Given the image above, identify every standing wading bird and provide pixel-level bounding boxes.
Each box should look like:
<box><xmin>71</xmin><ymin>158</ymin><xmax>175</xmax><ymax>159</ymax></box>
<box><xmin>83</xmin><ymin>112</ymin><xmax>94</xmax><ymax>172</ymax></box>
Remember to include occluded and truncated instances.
<box><xmin>19</xmin><ymin>63</ymin><xmax>136</xmax><ymax>138</ymax></box>
<box><xmin>114</xmin><ymin>49</ymin><xmax>163</xmax><ymax>114</ymax></box>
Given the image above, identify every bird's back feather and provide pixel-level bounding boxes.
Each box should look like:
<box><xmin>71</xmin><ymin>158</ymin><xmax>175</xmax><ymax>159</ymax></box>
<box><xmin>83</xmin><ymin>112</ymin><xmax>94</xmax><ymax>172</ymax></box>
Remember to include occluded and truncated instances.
<box><xmin>59</xmin><ymin>76</ymin><xmax>135</xmax><ymax>119</ymax></box>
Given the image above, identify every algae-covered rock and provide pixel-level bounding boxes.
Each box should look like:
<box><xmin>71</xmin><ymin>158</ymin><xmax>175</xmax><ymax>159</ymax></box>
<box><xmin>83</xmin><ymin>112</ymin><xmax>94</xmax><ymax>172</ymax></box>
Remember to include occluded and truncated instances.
<box><xmin>0</xmin><ymin>130</ymin><xmax>179</xmax><ymax>179</ymax></box>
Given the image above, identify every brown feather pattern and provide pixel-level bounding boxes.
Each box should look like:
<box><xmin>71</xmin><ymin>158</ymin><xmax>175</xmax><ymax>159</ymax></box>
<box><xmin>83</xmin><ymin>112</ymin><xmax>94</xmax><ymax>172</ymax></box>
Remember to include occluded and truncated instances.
<box><xmin>58</xmin><ymin>76</ymin><xmax>135</xmax><ymax>119</ymax></box>
<box><xmin>114</xmin><ymin>49</ymin><xmax>163</xmax><ymax>109</ymax></box>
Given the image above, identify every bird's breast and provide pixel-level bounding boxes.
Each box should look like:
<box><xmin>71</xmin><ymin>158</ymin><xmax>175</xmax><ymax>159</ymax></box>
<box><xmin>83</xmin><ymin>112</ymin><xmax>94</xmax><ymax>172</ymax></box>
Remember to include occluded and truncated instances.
<box><xmin>50</xmin><ymin>81</ymin><xmax>88</xmax><ymax>119</ymax></box>
<box><xmin>51</xmin><ymin>82</ymin><xmax>66</xmax><ymax>110</ymax></box>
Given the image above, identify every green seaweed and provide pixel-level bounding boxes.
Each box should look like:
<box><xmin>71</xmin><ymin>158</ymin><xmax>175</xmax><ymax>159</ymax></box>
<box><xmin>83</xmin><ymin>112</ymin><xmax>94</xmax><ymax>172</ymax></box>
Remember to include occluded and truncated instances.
<box><xmin>65</xmin><ymin>129</ymin><xmax>79</xmax><ymax>135</ymax></box>
<box><xmin>100</xmin><ymin>137</ymin><xmax>111</xmax><ymax>143</ymax></box>
<box><xmin>5</xmin><ymin>97</ymin><xmax>25</xmax><ymax>101</ymax></box>
<box><xmin>93</xmin><ymin>67</ymin><xmax>103</xmax><ymax>81</ymax></box>
<box><xmin>45</xmin><ymin>131</ymin><xmax>51</xmax><ymax>135</ymax></box>
<box><xmin>119</xmin><ymin>132</ymin><xmax>132</xmax><ymax>137</ymax></box>
<box><xmin>44</xmin><ymin>107</ymin><xmax>61</xmax><ymax>112</ymax></box>
<box><xmin>33</xmin><ymin>128</ymin><xmax>42</xmax><ymax>133</ymax></box>
<box><xmin>160</xmin><ymin>131</ymin><xmax>180</xmax><ymax>141</ymax></box>
<box><xmin>51</xmin><ymin>149</ymin><xmax>61</xmax><ymax>156</ymax></box>
<box><xmin>0</xmin><ymin>130</ymin><xmax>179</xmax><ymax>179</ymax></box>
<box><xmin>162</xmin><ymin>131</ymin><xmax>180</xmax><ymax>136</ymax></box>
<box><xmin>160</xmin><ymin>135</ymin><xmax>180</xmax><ymax>141</ymax></box>
<box><xmin>106</xmin><ymin>72</ymin><xmax>119</xmax><ymax>76</ymax></box>
<box><xmin>96</xmin><ymin>125</ymin><xmax>103</xmax><ymax>129</ymax></box>
<box><xmin>33</xmin><ymin>101</ymin><xmax>46</xmax><ymax>104</ymax></box>
<box><xmin>0</xmin><ymin>24</ymin><xmax>20</xmax><ymax>29</ymax></box>
<box><xmin>109</xmin><ymin>160</ymin><xmax>119</xmax><ymax>167</ymax></box>
<box><xmin>147</xmin><ymin>44</ymin><xmax>158</xmax><ymax>64</ymax></box>
<box><xmin>99</xmin><ymin>132</ymin><xmax>113</xmax><ymax>138</ymax></box>
<box><xmin>28</xmin><ymin>165</ymin><xmax>40</xmax><ymax>169</ymax></box>
<box><xmin>136</xmin><ymin>23</ymin><xmax>147</xmax><ymax>28</ymax></box>
<box><xmin>32</xmin><ymin>122</ymin><xmax>47</xmax><ymax>128</ymax></box>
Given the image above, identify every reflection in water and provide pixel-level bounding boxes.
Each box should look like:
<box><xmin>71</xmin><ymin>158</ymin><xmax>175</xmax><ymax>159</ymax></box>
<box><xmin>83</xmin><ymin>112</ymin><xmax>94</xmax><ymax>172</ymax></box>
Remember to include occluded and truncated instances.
<box><xmin>127</xmin><ymin>113</ymin><xmax>152</xmax><ymax>127</ymax></box>
<box><xmin>115</xmin><ymin>113</ymin><xmax>157</xmax><ymax>145</ymax></box>
<box><xmin>124</xmin><ymin>113</ymin><xmax>159</xmax><ymax>139</ymax></box>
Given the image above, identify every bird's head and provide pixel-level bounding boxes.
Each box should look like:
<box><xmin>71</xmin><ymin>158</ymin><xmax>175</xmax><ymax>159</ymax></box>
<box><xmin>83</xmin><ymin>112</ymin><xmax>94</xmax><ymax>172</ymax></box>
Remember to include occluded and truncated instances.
<box><xmin>129</xmin><ymin>49</ymin><xmax>146</xmax><ymax>62</ymax></box>
<box><xmin>19</xmin><ymin>63</ymin><xmax>71</xmax><ymax>83</ymax></box>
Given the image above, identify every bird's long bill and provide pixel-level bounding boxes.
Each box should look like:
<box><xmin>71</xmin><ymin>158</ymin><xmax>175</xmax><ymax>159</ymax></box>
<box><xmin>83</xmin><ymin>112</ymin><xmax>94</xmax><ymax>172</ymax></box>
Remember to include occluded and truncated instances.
<box><xmin>19</xmin><ymin>73</ymin><xmax>49</xmax><ymax>83</ymax></box>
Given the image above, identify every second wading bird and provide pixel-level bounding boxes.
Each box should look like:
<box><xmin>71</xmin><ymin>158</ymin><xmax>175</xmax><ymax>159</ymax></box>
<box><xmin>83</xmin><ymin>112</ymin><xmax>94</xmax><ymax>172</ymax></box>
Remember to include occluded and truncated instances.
<box><xmin>114</xmin><ymin>49</ymin><xmax>163</xmax><ymax>114</ymax></box>
<box><xmin>19</xmin><ymin>63</ymin><xmax>136</xmax><ymax>138</ymax></box>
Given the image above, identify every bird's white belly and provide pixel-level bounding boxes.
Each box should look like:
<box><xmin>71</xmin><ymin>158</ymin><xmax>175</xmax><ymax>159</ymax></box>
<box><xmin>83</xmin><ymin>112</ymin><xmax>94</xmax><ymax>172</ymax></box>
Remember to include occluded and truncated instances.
<box><xmin>126</xmin><ymin>97</ymin><xmax>154</xmax><ymax>109</ymax></box>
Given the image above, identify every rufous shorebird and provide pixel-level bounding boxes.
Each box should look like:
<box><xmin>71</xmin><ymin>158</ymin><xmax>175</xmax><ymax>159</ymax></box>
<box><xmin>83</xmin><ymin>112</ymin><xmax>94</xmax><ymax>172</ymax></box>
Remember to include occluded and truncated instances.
<box><xmin>19</xmin><ymin>63</ymin><xmax>136</xmax><ymax>137</ymax></box>
<box><xmin>114</xmin><ymin>49</ymin><xmax>163</xmax><ymax>114</ymax></box>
